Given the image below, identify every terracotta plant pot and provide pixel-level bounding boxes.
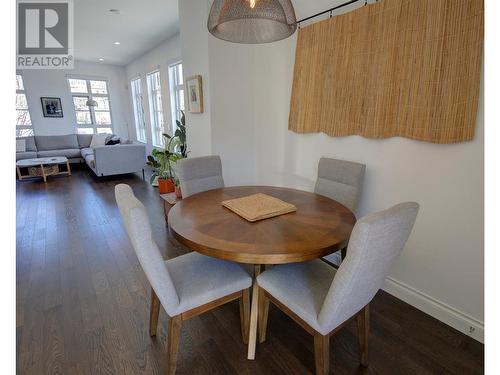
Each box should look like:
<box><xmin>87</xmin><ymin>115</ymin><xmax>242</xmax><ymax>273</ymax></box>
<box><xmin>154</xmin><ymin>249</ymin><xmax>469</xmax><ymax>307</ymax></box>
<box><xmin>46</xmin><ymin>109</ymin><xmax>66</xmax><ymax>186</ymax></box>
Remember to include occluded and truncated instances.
<box><xmin>175</xmin><ymin>185</ymin><xmax>182</xmax><ymax>199</ymax></box>
<box><xmin>158</xmin><ymin>178</ymin><xmax>175</xmax><ymax>194</ymax></box>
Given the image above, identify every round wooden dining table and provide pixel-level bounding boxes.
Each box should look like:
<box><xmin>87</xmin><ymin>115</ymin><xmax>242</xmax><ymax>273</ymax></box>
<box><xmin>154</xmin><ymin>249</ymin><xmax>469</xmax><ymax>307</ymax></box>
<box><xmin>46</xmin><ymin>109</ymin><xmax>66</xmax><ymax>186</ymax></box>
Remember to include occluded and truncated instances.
<box><xmin>168</xmin><ymin>186</ymin><xmax>356</xmax><ymax>360</ymax></box>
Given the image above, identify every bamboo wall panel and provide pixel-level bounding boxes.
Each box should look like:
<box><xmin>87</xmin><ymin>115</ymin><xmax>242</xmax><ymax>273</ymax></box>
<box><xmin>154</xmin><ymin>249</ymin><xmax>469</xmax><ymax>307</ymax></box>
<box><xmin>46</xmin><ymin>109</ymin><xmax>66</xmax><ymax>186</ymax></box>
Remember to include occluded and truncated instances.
<box><xmin>288</xmin><ymin>0</ymin><xmax>483</xmax><ymax>144</ymax></box>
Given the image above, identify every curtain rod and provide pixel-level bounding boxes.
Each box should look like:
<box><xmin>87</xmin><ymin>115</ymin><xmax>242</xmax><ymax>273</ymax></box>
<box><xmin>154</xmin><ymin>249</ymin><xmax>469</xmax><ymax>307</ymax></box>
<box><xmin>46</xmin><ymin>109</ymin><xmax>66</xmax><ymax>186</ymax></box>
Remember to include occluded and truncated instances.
<box><xmin>297</xmin><ymin>0</ymin><xmax>366</xmax><ymax>25</ymax></box>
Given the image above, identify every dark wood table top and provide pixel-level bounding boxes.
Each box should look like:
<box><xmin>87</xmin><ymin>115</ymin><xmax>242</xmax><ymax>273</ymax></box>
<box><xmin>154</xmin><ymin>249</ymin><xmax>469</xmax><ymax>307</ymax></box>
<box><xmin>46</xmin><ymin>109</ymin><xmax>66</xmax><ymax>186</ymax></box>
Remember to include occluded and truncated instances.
<box><xmin>168</xmin><ymin>186</ymin><xmax>356</xmax><ymax>264</ymax></box>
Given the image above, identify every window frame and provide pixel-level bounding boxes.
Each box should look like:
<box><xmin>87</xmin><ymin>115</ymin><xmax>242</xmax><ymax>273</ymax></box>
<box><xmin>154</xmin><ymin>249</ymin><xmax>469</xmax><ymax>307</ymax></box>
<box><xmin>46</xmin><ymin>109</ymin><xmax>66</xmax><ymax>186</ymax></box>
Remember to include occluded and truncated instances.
<box><xmin>168</xmin><ymin>61</ymin><xmax>184</xmax><ymax>134</ymax></box>
<box><xmin>16</xmin><ymin>73</ymin><xmax>33</xmax><ymax>137</ymax></box>
<box><xmin>67</xmin><ymin>76</ymin><xmax>114</xmax><ymax>135</ymax></box>
<box><xmin>130</xmin><ymin>77</ymin><xmax>147</xmax><ymax>143</ymax></box>
<box><xmin>146</xmin><ymin>70</ymin><xmax>166</xmax><ymax>148</ymax></box>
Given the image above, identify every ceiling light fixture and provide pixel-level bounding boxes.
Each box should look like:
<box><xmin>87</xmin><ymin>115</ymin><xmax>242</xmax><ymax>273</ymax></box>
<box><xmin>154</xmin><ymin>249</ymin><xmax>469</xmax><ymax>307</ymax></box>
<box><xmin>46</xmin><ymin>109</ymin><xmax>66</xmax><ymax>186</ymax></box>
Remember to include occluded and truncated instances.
<box><xmin>207</xmin><ymin>0</ymin><xmax>297</xmax><ymax>44</ymax></box>
<box><xmin>114</xmin><ymin>41</ymin><xmax>121</xmax><ymax>45</ymax></box>
<box><xmin>109</xmin><ymin>9</ymin><xmax>120</xmax><ymax>15</ymax></box>
<box><xmin>98</xmin><ymin>58</ymin><xmax>104</xmax><ymax>61</ymax></box>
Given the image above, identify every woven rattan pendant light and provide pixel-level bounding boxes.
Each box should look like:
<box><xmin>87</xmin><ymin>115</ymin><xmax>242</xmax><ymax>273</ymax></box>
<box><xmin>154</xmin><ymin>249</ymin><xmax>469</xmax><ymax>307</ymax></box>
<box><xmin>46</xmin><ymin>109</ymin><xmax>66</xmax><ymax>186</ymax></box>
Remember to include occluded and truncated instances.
<box><xmin>208</xmin><ymin>0</ymin><xmax>297</xmax><ymax>44</ymax></box>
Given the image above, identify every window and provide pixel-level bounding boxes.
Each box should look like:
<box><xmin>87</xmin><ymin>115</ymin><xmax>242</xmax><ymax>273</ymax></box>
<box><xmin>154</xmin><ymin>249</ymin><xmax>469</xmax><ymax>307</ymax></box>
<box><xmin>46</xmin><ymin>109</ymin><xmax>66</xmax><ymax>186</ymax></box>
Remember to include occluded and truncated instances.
<box><xmin>68</xmin><ymin>78</ymin><xmax>112</xmax><ymax>134</ymax></box>
<box><xmin>130</xmin><ymin>78</ymin><xmax>146</xmax><ymax>143</ymax></box>
<box><xmin>16</xmin><ymin>74</ymin><xmax>33</xmax><ymax>137</ymax></box>
<box><xmin>146</xmin><ymin>71</ymin><xmax>165</xmax><ymax>147</ymax></box>
<box><xmin>168</xmin><ymin>62</ymin><xmax>184</xmax><ymax>132</ymax></box>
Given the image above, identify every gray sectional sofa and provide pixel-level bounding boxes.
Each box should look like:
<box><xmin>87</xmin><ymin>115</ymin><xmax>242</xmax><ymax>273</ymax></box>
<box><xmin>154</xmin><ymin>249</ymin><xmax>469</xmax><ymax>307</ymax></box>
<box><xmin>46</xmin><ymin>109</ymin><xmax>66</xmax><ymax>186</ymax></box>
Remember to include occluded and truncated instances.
<box><xmin>16</xmin><ymin>134</ymin><xmax>146</xmax><ymax>177</ymax></box>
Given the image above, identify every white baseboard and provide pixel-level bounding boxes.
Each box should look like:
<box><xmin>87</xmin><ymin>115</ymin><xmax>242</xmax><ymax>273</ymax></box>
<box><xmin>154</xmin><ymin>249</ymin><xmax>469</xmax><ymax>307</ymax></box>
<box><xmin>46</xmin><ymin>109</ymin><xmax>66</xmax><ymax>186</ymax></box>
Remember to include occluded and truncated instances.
<box><xmin>382</xmin><ymin>277</ymin><xmax>484</xmax><ymax>343</ymax></box>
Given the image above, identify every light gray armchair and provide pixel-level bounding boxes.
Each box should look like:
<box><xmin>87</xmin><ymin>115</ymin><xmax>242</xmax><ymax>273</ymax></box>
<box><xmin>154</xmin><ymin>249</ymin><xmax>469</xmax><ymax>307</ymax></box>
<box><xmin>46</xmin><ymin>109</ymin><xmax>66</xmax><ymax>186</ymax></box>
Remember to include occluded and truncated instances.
<box><xmin>115</xmin><ymin>184</ymin><xmax>252</xmax><ymax>374</ymax></box>
<box><xmin>174</xmin><ymin>155</ymin><xmax>225</xmax><ymax>198</ymax></box>
<box><xmin>314</xmin><ymin>157</ymin><xmax>366</xmax><ymax>265</ymax></box>
<box><xmin>256</xmin><ymin>202</ymin><xmax>419</xmax><ymax>375</ymax></box>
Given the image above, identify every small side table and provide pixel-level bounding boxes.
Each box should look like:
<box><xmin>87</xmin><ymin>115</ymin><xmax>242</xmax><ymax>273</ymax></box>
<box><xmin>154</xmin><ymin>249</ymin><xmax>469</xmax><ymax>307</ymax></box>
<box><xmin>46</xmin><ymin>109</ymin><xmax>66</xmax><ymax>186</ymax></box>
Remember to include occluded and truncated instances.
<box><xmin>160</xmin><ymin>192</ymin><xmax>181</xmax><ymax>225</ymax></box>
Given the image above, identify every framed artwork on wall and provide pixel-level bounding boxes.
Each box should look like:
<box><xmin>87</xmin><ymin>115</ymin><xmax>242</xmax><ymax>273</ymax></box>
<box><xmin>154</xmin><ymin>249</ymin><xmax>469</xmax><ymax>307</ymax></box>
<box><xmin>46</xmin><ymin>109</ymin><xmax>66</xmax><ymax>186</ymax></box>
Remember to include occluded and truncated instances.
<box><xmin>40</xmin><ymin>97</ymin><xmax>63</xmax><ymax>118</ymax></box>
<box><xmin>186</xmin><ymin>75</ymin><xmax>203</xmax><ymax>113</ymax></box>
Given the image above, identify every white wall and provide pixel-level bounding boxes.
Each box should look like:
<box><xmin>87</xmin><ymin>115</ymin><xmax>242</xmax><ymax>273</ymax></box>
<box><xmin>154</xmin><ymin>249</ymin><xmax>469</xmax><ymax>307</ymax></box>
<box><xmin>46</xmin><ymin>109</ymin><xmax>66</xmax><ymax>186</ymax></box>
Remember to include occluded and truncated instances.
<box><xmin>179</xmin><ymin>2</ymin><xmax>484</xmax><ymax>341</ymax></box>
<box><xmin>125</xmin><ymin>34</ymin><xmax>182</xmax><ymax>155</ymax></box>
<box><xmin>20</xmin><ymin>60</ymin><xmax>131</xmax><ymax>138</ymax></box>
<box><xmin>208</xmin><ymin>38</ymin><xmax>258</xmax><ymax>185</ymax></box>
<box><xmin>178</xmin><ymin>0</ymin><xmax>212</xmax><ymax>157</ymax></box>
<box><xmin>252</xmin><ymin>35</ymin><xmax>484</xmax><ymax>341</ymax></box>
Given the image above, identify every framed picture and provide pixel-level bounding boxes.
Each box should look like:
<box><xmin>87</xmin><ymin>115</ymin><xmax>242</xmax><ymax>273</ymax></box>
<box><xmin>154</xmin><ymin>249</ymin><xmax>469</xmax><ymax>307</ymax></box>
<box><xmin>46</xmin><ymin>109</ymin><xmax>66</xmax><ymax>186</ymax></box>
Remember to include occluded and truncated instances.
<box><xmin>41</xmin><ymin>97</ymin><xmax>63</xmax><ymax>118</ymax></box>
<box><xmin>186</xmin><ymin>75</ymin><xmax>203</xmax><ymax>113</ymax></box>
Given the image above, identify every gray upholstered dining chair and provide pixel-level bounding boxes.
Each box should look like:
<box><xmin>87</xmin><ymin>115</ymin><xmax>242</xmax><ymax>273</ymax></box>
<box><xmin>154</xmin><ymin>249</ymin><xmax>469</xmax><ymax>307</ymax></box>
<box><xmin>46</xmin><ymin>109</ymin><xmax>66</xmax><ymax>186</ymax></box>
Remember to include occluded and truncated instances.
<box><xmin>256</xmin><ymin>202</ymin><xmax>419</xmax><ymax>375</ymax></box>
<box><xmin>174</xmin><ymin>155</ymin><xmax>225</xmax><ymax>198</ymax></box>
<box><xmin>314</xmin><ymin>157</ymin><xmax>366</xmax><ymax>265</ymax></box>
<box><xmin>115</xmin><ymin>184</ymin><xmax>251</xmax><ymax>375</ymax></box>
<box><xmin>314</xmin><ymin>157</ymin><xmax>366</xmax><ymax>211</ymax></box>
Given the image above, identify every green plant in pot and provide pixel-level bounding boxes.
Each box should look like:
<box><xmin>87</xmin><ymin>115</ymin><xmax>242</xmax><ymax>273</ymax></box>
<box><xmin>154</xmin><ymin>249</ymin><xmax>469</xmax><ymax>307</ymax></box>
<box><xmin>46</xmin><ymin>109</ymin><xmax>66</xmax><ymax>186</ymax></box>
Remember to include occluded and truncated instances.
<box><xmin>174</xmin><ymin>111</ymin><xmax>188</xmax><ymax>158</ymax></box>
<box><xmin>147</xmin><ymin>134</ymin><xmax>182</xmax><ymax>194</ymax></box>
<box><xmin>174</xmin><ymin>176</ymin><xmax>182</xmax><ymax>199</ymax></box>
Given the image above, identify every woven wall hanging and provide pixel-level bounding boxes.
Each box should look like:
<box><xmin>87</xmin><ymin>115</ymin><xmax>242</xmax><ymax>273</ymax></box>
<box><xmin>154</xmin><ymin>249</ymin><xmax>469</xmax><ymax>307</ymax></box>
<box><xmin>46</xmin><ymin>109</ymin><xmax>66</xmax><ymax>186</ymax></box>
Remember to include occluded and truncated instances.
<box><xmin>288</xmin><ymin>0</ymin><xmax>483</xmax><ymax>144</ymax></box>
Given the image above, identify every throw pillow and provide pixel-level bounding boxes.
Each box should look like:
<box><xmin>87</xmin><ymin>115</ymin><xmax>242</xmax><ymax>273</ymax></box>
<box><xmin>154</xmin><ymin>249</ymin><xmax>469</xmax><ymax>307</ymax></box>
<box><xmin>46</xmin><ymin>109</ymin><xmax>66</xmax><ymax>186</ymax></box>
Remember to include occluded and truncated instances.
<box><xmin>105</xmin><ymin>134</ymin><xmax>120</xmax><ymax>145</ymax></box>
<box><xmin>90</xmin><ymin>133</ymin><xmax>108</xmax><ymax>148</ymax></box>
<box><xmin>16</xmin><ymin>139</ymin><xmax>26</xmax><ymax>153</ymax></box>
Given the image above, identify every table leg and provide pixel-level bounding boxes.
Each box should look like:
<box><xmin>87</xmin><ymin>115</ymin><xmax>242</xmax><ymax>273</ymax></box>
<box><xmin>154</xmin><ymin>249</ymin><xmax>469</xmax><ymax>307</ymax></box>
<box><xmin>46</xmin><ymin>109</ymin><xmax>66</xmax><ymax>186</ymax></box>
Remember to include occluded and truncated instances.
<box><xmin>248</xmin><ymin>264</ymin><xmax>262</xmax><ymax>360</ymax></box>
<box><xmin>16</xmin><ymin>166</ymin><xmax>22</xmax><ymax>181</ymax></box>
<box><xmin>66</xmin><ymin>160</ymin><xmax>71</xmax><ymax>176</ymax></box>
<box><xmin>41</xmin><ymin>164</ymin><xmax>47</xmax><ymax>183</ymax></box>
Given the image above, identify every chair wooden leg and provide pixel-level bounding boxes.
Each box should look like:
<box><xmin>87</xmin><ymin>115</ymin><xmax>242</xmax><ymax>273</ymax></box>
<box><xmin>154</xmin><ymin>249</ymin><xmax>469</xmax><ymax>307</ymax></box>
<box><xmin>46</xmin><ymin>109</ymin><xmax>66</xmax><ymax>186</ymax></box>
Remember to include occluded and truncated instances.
<box><xmin>239</xmin><ymin>288</ymin><xmax>250</xmax><ymax>344</ymax></box>
<box><xmin>357</xmin><ymin>304</ymin><xmax>370</xmax><ymax>367</ymax></box>
<box><xmin>247</xmin><ymin>264</ymin><xmax>262</xmax><ymax>360</ymax></box>
<box><xmin>149</xmin><ymin>288</ymin><xmax>161</xmax><ymax>337</ymax></box>
<box><xmin>314</xmin><ymin>333</ymin><xmax>330</xmax><ymax>375</ymax></box>
<box><xmin>258</xmin><ymin>289</ymin><xmax>270</xmax><ymax>343</ymax></box>
<box><xmin>167</xmin><ymin>315</ymin><xmax>182</xmax><ymax>375</ymax></box>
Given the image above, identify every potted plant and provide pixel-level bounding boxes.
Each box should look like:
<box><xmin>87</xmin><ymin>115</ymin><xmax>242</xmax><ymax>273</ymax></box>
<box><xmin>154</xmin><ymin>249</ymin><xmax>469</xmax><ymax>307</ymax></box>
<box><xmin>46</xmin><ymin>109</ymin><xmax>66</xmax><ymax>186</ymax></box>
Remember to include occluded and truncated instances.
<box><xmin>174</xmin><ymin>177</ymin><xmax>182</xmax><ymax>199</ymax></box>
<box><xmin>175</xmin><ymin>111</ymin><xmax>188</xmax><ymax>158</ymax></box>
<box><xmin>147</xmin><ymin>134</ymin><xmax>182</xmax><ymax>194</ymax></box>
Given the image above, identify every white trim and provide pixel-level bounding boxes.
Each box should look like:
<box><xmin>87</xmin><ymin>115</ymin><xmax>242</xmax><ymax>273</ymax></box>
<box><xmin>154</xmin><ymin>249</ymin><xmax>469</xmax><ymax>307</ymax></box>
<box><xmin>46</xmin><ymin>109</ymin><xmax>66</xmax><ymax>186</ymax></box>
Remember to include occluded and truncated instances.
<box><xmin>168</xmin><ymin>61</ymin><xmax>183</xmax><ymax>134</ymax></box>
<box><xmin>130</xmin><ymin>77</ymin><xmax>147</xmax><ymax>143</ymax></box>
<box><xmin>383</xmin><ymin>277</ymin><xmax>484</xmax><ymax>343</ymax></box>
<box><xmin>146</xmin><ymin>70</ymin><xmax>165</xmax><ymax>147</ymax></box>
<box><xmin>16</xmin><ymin>73</ymin><xmax>33</xmax><ymax>134</ymax></box>
<box><xmin>66</xmin><ymin>73</ymin><xmax>109</xmax><ymax>81</ymax></box>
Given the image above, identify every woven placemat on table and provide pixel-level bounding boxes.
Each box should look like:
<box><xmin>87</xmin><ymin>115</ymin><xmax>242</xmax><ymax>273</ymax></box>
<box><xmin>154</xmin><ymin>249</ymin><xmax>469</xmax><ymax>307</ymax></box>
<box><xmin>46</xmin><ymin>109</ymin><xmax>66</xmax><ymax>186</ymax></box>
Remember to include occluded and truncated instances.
<box><xmin>222</xmin><ymin>193</ymin><xmax>297</xmax><ymax>222</ymax></box>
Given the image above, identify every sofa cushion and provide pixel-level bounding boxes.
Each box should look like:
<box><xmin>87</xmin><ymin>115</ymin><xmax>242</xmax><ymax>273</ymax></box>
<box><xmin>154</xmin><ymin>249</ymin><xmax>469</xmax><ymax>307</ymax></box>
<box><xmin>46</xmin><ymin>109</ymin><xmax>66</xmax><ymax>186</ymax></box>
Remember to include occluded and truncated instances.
<box><xmin>35</xmin><ymin>134</ymin><xmax>79</xmax><ymax>151</ymax></box>
<box><xmin>105</xmin><ymin>134</ymin><xmax>120</xmax><ymax>145</ymax></box>
<box><xmin>90</xmin><ymin>134</ymin><xmax>107</xmax><ymax>148</ymax></box>
<box><xmin>16</xmin><ymin>139</ymin><xmax>26</xmax><ymax>152</ymax></box>
<box><xmin>84</xmin><ymin>154</ymin><xmax>96</xmax><ymax>169</ymax></box>
<box><xmin>16</xmin><ymin>151</ymin><xmax>37</xmax><ymax>161</ymax></box>
<box><xmin>80</xmin><ymin>147</ymin><xmax>94</xmax><ymax>158</ymax></box>
<box><xmin>37</xmin><ymin>149</ymin><xmax>81</xmax><ymax>159</ymax></box>
<box><xmin>77</xmin><ymin>134</ymin><xmax>93</xmax><ymax>148</ymax></box>
<box><xmin>17</xmin><ymin>136</ymin><xmax>37</xmax><ymax>152</ymax></box>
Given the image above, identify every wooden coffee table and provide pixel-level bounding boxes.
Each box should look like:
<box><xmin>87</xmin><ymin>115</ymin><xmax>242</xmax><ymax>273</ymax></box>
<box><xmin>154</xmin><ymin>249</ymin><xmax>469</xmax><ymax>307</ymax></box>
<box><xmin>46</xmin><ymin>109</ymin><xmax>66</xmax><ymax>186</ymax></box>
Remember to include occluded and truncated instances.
<box><xmin>16</xmin><ymin>156</ymin><xmax>71</xmax><ymax>182</ymax></box>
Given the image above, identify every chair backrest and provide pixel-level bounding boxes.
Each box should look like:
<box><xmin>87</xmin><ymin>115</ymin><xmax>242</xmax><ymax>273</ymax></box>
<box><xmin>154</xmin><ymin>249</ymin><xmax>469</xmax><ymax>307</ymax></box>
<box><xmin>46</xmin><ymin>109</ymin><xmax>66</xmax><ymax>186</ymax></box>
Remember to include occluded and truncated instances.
<box><xmin>318</xmin><ymin>202</ymin><xmax>419</xmax><ymax>333</ymax></box>
<box><xmin>314</xmin><ymin>157</ymin><xmax>366</xmax><ymax>212</ymax></box>
<box><xmin>175</xmin><ymin>155</ymin><xmax>225</xmax><ymax>198</ymax></box>
<box><xmin>115</xmin><ymin>184</ymin><xmax>179</xmax><ymax>315</ymax></box>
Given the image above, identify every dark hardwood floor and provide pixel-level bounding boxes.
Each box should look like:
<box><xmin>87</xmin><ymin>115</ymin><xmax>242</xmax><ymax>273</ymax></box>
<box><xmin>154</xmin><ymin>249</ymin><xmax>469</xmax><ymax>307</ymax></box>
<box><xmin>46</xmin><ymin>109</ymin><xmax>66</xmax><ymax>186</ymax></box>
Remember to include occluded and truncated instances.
<box><xmin>16</xmin><ymin>165</ymin><xmax>484</xmax><ymax>374</ymax></box>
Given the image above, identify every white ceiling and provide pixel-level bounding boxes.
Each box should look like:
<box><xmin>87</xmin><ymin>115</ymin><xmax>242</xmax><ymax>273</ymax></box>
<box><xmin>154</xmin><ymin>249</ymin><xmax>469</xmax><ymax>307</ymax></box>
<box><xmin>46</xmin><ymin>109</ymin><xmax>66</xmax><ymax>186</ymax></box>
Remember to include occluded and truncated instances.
<box><xmin>74</xmin><ymin>0</ymin><xmax>179</xmax><ymax>66</ymax></box>
<box><xmin>73</xmin><ymin>0</ymin><xmax>370</xmax><ymax>66</ymax></box>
